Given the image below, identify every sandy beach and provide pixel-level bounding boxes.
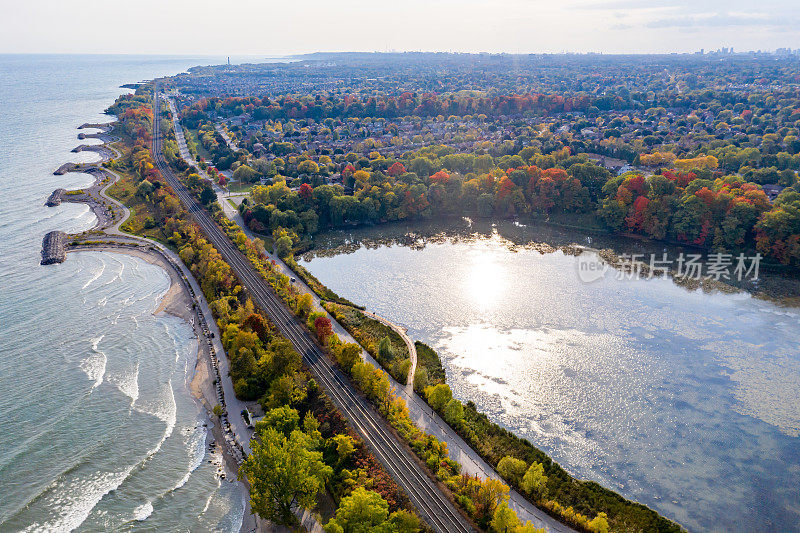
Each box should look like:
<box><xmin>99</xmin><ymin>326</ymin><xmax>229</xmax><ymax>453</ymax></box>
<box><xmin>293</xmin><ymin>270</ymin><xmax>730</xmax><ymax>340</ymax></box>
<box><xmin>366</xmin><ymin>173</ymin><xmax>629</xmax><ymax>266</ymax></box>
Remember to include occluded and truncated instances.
<box><xmin>52</xmin><ymin>117</ymin><xmax>269</xmax><ymax>532</ymax></box>
<box><xmin>71</xmin><ymin>243</ymin><xmax>259</xmax><ymax>532</ymax></box>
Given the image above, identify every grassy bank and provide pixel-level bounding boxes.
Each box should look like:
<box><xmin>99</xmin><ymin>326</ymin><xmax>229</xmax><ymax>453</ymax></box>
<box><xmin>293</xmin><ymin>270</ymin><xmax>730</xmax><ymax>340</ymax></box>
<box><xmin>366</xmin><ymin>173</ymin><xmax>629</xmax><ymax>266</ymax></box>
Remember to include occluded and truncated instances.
<box><xmin>323</xmin><ymin>302</ymin><xmax>411</xmax><ymax>384</ymax></box>
<box><xmin>290</xmin><ymin>257</ymin><xmax>683</xmax><ymax>532</ymax></box>
<box><xmin>413</xmin><ymin>341</ymin><xmax>446</xmax><ymax>390</ymax></box>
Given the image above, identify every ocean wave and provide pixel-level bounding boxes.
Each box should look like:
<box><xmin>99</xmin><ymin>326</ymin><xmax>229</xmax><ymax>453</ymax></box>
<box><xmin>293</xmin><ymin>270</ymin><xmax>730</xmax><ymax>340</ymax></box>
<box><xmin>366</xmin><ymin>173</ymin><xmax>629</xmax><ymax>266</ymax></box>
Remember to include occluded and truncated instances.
<box><xmin>80</xmin><ymin>335</ymin><xmax>107</xmax><ymax>388</ymax></box>
<box><xmin>81</xmin><ymin>259</ymin><xmax>106</xmax><ymax>290</ymax></box>
<box><xmin>170</xmin><ymin>421</ymin><xmax>208</xmax><ymax>492</ymax></box>
<box><xmin>200</xmin><ymin>493</ymin><xmax>214</xmax><ymax>515</ymax></box>
<box><xmin>20</xmin><ymin>463</ymin><xmax>137</xmax><ymax>533</ymax></box>
<box><xmin>135</xmin><ymin>380</ymin><xmax>178</xmax><ymax>458</ymax></box>
<box><xmin>108</xmin><ymin>363</ymin><xmax>139</xmax><ymax>406</ymax></box>
<box><xmin>99</xmin><ymin>258</ymin><xmax>124</xmax><ymax>289</ymax></box>
<box><xmin>132</xmin><ymin>501</ymin><xmax>153</xmax><ymax>521</ymax></box>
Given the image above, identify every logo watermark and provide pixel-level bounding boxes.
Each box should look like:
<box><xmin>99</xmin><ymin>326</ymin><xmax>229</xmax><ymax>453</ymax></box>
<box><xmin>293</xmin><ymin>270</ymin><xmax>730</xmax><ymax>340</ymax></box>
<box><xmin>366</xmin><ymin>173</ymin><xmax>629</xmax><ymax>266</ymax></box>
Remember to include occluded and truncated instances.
<box><xmin>577</xmin><ymin>252</ymin><xmax>761</xmax><ymax>283</ymax></box>
<box><xmin>577</xmin><ymin>254</ymin><xmax>610</xmax><ymax>283</ymax></box>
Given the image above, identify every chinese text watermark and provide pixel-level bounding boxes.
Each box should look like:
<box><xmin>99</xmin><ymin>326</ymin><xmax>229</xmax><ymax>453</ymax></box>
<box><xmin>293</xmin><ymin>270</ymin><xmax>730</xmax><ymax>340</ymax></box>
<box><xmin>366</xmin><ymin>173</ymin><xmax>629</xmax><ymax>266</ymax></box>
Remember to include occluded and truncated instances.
<box><xmin>577</xmin><ymin>252</ymin><xmax>761</xmax><ymax>283</ymax></box>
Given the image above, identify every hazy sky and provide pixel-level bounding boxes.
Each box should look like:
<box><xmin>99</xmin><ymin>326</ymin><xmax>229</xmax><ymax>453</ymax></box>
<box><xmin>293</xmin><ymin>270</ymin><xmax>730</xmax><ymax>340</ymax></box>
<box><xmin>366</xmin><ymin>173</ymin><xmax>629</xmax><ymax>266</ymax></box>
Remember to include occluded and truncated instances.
<box><xmin>1</xmin><ymin>0</ymin><xmax>798</xmax><ymax>55</ymax></box>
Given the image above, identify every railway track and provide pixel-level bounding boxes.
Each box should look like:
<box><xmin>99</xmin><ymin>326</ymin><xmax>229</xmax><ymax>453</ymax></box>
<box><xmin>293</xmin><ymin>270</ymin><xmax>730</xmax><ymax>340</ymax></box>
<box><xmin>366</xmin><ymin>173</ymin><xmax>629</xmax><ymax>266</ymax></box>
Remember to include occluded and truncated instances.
<box><xmin>152</xmin><ymin>86</ymin><xmax>475</xmax><ymax>533</ymax></box>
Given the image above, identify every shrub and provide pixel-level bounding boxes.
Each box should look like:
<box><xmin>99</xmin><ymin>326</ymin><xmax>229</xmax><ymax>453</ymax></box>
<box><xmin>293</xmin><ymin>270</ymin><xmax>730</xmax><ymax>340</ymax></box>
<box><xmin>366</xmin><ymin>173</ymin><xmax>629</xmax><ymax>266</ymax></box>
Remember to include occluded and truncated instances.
<box><xmin>497</xmin><ymin>456</ymin><xmax>528</xmax><ymax>486</ymax></box>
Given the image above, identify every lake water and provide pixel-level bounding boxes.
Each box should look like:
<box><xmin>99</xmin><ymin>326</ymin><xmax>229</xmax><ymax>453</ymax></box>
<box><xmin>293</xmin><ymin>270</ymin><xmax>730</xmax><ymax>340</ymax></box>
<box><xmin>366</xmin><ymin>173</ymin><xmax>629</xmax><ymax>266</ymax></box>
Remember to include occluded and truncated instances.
<box><xmin>300</xmin><ymin>218</ymin><xmax>800</xmax><ymax>532</ymax></box>
<box><xmin>0</xmin><ymin>55</ymin><xmax>249</xmax><ymax>532</ymax></box>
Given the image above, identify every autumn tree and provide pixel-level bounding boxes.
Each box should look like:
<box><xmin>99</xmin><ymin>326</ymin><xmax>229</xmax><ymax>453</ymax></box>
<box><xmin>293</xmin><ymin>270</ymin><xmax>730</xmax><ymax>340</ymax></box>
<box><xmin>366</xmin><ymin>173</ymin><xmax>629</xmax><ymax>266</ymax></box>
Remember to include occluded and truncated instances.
<box><xmin>314</xmin><ymin>316</ymin><xmax>334</xmax><ymax>342</ymax></box>
<box><xmin>240</xmin><ymin>426</ymin><xmax>332</xmax><ymax>525</ymax></box>
<box><xmin>324</xmin><ymin>487</ymin><xmax>420</xmax><ymax>533</ymax></box>
<box><xmin>497</xmin><ymin>456</ymin><xmax>528</xmax><ymax>485</ymax></box>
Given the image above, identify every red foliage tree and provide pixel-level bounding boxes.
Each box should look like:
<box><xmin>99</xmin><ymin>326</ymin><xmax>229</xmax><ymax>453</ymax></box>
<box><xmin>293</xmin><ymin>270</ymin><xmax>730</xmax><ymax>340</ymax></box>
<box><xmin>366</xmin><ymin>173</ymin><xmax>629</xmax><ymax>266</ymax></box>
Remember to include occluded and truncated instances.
<box><xmin>314</xmin><ymin>316</ymin><xmax>333</xmax><ymax>342</ymax></box>
<box><xmin>243</xmin><ymin>313</ymin><xmax>270</xmax><ymax>343</ymax></box>
<box><xmin>626</xmin><ymin>195</ymin><xmax>650</xmax><ymax>230</ymax></box>
<box><xmin>387</xmin><ymin>162</ymin><xmax>406</xmax><ymax>177</ymax></box>
<box><xmin>429</xmin><ymin>170</ymin><xmax>450</xmax><ymax>184</ymax></box>
<box><xmin>298</xmin><ymin>183</ymin><xmax>313</xmax><ymax>202</ymax></box>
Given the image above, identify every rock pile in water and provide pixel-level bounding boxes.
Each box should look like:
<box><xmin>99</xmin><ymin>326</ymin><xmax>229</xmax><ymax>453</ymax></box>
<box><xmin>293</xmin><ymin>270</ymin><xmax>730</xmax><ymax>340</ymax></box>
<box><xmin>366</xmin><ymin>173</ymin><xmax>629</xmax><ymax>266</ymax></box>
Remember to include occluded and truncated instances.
<box><xmin>41</xmin><ymin>231</ymin><xmax>67</xmax><ymax>265</ymax></box>
<box><xmin>46</xmin><ymin>189</ymin><xmax>65</xmax><ymax>206</ymax></box>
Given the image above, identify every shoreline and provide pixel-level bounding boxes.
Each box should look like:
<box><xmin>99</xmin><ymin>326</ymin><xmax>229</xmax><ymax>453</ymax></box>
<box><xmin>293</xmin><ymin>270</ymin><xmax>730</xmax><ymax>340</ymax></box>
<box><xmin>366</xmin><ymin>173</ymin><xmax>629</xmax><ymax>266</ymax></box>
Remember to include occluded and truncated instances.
<box><xmin>43</xmin><ymin>113</ymin><xmax>262</xmax><ymax>530</ymax></box>
<box><xmin>301</xmin><ymin>217</ymin><xmax>800</xmax><ymax>308</ymax></box>
<box><xmin>70</xmin><ymin>242</ymin><xmax>257</xmax><ymax>532</ymax></box>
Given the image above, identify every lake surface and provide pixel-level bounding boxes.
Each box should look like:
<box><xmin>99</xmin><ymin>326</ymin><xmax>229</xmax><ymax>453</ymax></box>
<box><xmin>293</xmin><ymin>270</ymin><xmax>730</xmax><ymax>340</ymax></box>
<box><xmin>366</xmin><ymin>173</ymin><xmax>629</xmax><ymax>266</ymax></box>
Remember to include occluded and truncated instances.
<box><xmin>0</xmin><ymin>54</ymin><xmax>248</xmax><ymax>532</ymax></box>
<box><xmin>300</xmin><ymin>218</ymin><xmax>800</xmax><ymax>532</ymax></box>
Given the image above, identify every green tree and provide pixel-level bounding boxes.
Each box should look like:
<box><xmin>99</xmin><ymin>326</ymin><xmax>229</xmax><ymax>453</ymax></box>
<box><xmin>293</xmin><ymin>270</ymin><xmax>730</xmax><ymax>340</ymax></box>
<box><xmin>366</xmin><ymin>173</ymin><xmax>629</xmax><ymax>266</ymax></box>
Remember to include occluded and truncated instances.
<box><xmin>233</xmin><ymin>164</ymin><xmax>258</xmax><ymax>182</ymax></box>
<box><xmin>490</xmin><ymin>501</ymin><xmax>519</xmax><ymax>532</ymax></box>
<box><xmin>240</xmin><ymin>427</ymin><xmax>332</xmax><ymax>525</ymax></box>
<box><xmin>477</xmin><ymin>193</ymin><xmax>494</xmax><ymax>217</ymax></box>
<box><xmin>200</xmin><ymin>185</ymin><xmax>216</xmax><ymax>205</ymax></box>
<box><xmin>324</xmin><ymin>487</ymin><xmax>388</xmax><ymax>533</ymax></box>
<box><xmin>331</xmin><ymin>433</ymin><xmax>355</xmax><ymax>463</ymax></box>
<box><xmin>413</xmin><ymin>366</ymin><xmax>428</xmax><ymax>391</ymax></box>
<box><xmin>275</xmin><ymin>235</ymin><xmax>293</xmax><ymax>257</ymax></box>
<box><xmin>337</xmin><ymin>343</ymin><xmax>362</xmax><ymax>371</ymax></box>
<box><xmin>588</xmin><ymin>512</ymin><xmax>610</xmax><ymax>533</ymax></box>
<box><xmin>497</xmin><ymin>456</ymin><xmax>528</xmax><ymax>485</ymax></box>
<box><xmin>258</xmin><ymin>405</ymin><xmax>300</xmax><ymax>436</ymax></box>
<box><xmin>378</xmin><ymin>336</ymin><xmax>393</xmax><ymax>361</ymax></box>
<box><xmin>426</xmin><ymin>383</ymin><xmax>452</xmax><ymax>411</ymax></box>
<box><xmin>521</xmin><ymin>462</ymin><xmax>547</xmax><ymax>497</ymax></box>
<box><xmin>443</xmin><ymin>398</ymin><xmax>464</xmax><ymax>426</ymax></box>
<box><xmin>324</xmin><ymin>487</ymin><xmax>420</xmax><ymax>533</ymax></box>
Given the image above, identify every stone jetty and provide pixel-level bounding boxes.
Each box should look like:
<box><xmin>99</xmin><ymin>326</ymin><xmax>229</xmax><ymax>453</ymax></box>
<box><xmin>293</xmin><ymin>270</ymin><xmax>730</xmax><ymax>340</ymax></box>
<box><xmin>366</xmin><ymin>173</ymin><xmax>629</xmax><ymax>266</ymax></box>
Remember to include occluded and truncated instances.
<box><xmin>46</xmin><ymin>188</ymin><xmax>65</xmax><ymax>206</ymax></box>
<box><xmin>54</xmin><ymin>163</ymin><xmax>79</xmax><ymax>175</ymax></box>
<box><xmin>71</xmin><ymin>144</ymin><xmax>114</xmax><ymax>162</ymax></box>
<box><xmin>41</xmin><ymin>231</ymin><xmax>67</xmax><ymax>265</ymax></box>
<box><xmin>78</xmin><ymin>122</ymin><xmax>113</xmax><ymax>131</ymax></box>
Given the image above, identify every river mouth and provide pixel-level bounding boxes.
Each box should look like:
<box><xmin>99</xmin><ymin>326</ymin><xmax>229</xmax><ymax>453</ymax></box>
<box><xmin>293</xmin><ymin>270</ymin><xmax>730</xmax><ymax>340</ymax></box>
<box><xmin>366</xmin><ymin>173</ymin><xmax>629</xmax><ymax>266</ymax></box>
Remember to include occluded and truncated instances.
<box><xmin>299</xmin><ymin>217</ymin><xmax>800</xmax><ymax>532</ymax></box>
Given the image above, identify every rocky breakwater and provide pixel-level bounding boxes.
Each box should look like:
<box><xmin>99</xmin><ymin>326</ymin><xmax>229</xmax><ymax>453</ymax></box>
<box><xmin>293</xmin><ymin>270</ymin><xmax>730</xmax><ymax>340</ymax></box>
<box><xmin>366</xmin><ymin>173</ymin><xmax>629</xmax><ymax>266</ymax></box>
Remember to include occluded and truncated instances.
<box><xmin>41</xmin><ymin>231</ymin><xmax>67</xmax><ymax>265</ymax></box>
<box><xmin>53</xmin><ymin>162</ymin><xmax>80</xmax><ymax>175</ymax></box>
<box><xmin>46</xmin><ymin>188</ymin><xmax>66</xmax><ymax>207</ymax></box>
<box><xmin>71</xmin><ymin>144</ymin><xmax>114</xmax><ymax>162</ymax></box>
<box><xmin>78</xmin><ymin>122</ymin><xmax>113</xmax><ymax>132</ymax></box>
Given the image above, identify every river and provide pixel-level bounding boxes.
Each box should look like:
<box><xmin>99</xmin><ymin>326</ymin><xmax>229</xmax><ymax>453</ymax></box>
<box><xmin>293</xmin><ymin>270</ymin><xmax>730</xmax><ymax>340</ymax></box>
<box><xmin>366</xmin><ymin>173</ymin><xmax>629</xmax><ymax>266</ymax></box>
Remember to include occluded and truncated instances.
<box><xmin>299</xmin><ymin>217</ymin><xmax>800</xmax><ymax>532</ymax></box>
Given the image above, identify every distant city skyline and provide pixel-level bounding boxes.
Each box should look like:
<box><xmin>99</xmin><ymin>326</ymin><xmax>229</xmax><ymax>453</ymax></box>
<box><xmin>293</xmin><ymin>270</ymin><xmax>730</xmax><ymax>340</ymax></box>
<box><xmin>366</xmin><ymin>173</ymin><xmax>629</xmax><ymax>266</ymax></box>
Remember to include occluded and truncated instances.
<box><xmin>1</xmin><ymin>0</ymin><xmax>799</xmax><ymax>56</ymax></box>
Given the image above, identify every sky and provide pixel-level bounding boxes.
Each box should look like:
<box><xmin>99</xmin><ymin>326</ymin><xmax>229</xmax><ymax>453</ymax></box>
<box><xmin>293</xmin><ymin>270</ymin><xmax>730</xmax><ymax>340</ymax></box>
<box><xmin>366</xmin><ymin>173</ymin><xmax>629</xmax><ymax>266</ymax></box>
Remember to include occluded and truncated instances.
<box><xmin>1</xmin><ymin>0</ymin><xmax>799</xmax><ymax>55</ymax></box>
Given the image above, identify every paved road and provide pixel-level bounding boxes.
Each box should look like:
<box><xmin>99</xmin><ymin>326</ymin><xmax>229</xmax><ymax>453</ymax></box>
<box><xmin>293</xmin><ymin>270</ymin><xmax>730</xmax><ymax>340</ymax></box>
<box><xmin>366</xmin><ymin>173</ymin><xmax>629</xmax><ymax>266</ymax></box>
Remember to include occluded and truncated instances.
<box><xmin>165</xmin><ymin>96</ymin><xmax>574</xmax><ymax>533</ymax></box>
<box><xmin>154</xmin><ymin>86</ymin><xmax>475</xmax><ymax>533</ymax></box>
<box><xmin>216</xmin><ymin>123</ymin><xmax>239</xmax><ymax>151</ymax></box>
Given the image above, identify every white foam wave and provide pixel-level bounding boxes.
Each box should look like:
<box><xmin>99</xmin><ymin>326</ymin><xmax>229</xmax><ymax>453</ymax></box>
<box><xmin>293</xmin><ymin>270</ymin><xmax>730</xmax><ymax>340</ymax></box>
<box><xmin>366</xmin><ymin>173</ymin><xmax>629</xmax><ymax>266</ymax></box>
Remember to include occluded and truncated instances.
<box><xmin>132</xmin><ymin>501</ymin><xmax>153</xmax><ymax>521</ymax></box>
<box><xmin>136</xmin><ymin>380</ymin><xmax>178</xmax><ymax>458</ymax></box>
<box><xmin>200</xmin><ymin>493</ymin><xmax>214</xmax><ymax>515</ymax></box>
<box><xmin>80</xmin><ymin>336</ymin><xmax>107</xmax><ymax>388</ymax></box>
<box><xmin>21</xmin><ymin>464</ymin><xmax>137</xmax><ymax>533</ymax></box>
<box><xmin>98</xmin><ymin>259</ymin><xmax>124</xmax><ymax>289</ymax></box>
<box><xmin>81</xmin><ymin>259</ymin><xmax>106</xmax><ymax>290</ymax></box>
<box><xmin>171</xmin><ymin>423</ymin><xmax>207</xmax><ymax>491</ymax></box>
<box><xmin>108</xmin><ymin>363</ymin><xmax>139</xmax><ymax>406</ymax></box>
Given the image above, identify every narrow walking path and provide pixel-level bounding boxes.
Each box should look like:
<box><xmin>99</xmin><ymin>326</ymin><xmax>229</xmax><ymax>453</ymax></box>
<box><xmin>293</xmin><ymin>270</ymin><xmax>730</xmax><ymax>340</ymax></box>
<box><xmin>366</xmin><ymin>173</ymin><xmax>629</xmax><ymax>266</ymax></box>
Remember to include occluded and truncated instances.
<box><xmin>344</xmin><ymin>306</ymin><xmax>417</xmax><ymax>389</ymax></box>
<box><xmin>161</xmin><ymin>102</ymin><xmax>573</xmax><ymax>532</ymax></box>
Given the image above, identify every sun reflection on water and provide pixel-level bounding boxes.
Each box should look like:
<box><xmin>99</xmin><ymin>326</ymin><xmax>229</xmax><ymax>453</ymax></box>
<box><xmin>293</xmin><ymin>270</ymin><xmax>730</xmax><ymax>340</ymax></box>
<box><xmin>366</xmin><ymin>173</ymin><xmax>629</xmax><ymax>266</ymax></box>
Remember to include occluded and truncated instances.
<box><xmin>462</xmin><ymin>234</ymin><xmax>509</xmax><ymax>312</ymax></box>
